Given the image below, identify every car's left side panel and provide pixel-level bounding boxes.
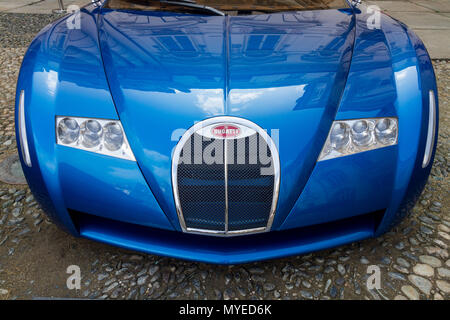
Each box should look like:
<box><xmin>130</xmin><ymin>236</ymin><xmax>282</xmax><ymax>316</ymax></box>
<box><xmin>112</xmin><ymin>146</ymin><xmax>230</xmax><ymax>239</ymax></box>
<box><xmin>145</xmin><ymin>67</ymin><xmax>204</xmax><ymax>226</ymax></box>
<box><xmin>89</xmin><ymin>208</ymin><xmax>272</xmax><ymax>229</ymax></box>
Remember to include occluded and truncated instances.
<box><xmin>15</xmin><ymin>4</ymin><xmax>174</xmax><ymax>235</ymax></box>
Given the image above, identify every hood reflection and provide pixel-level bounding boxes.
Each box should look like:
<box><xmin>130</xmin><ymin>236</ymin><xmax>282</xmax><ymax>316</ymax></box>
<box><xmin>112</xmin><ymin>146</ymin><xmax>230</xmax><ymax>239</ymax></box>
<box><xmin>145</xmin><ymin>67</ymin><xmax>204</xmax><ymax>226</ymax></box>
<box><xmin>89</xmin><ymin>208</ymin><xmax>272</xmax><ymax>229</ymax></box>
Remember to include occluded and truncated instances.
<box><xmin>99</xmin><ymin>9</ymin><xmax>353</xmax><ymax>115</ymax></box>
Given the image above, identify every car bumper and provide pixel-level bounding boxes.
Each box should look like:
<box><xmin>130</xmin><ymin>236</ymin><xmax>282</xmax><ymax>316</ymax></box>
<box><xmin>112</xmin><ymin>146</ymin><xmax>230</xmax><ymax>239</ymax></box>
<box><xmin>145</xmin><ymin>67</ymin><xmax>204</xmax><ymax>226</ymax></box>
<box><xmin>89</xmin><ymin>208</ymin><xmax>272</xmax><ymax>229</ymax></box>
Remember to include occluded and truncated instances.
<box><xmin>71</xmin><ymin>208</ymin><xmax>383</xmax><ymax>264</ymax></box>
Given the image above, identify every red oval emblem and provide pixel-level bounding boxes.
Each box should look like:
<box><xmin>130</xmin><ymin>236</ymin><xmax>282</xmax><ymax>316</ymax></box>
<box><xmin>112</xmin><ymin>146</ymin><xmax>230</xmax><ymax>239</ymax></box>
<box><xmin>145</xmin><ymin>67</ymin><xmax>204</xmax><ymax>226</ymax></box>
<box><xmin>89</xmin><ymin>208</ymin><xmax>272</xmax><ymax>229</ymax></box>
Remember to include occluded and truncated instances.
<box><xmin>211</xmin><ymin>125</ymin><xmax>241</xmax><ymax>139</ymax></box>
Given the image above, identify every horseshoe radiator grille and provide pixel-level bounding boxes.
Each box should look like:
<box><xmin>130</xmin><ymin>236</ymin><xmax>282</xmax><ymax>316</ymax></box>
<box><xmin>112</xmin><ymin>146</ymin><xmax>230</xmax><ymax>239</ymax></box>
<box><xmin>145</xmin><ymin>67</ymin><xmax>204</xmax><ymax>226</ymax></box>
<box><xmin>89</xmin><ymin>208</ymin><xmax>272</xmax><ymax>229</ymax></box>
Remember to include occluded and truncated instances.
<box><xmin>172</xmin><ymin>117</ymin><xmax>280</xmax><ymax>236</ymax></box>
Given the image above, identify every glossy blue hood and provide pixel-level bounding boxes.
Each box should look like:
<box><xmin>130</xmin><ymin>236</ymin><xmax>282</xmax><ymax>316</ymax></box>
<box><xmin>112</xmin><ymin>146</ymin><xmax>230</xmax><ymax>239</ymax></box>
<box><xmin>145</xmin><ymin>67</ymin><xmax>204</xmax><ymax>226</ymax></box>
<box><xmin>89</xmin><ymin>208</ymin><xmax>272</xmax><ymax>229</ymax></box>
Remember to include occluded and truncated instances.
<box><xmin>97</xmin><ymin>8</ymin><xmax>355</xmax><ymax>230</ymax></box>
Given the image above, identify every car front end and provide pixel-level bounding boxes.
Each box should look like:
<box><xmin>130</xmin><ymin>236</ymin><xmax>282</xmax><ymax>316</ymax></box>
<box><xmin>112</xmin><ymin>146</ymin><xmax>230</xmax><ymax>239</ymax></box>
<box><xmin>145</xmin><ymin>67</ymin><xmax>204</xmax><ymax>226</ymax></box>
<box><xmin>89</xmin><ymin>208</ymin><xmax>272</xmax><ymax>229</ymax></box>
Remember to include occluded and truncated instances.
<box><xmin>15</xmin><ymin>0</ymin><xmax>438</xmax><ymax>264</ymax></box>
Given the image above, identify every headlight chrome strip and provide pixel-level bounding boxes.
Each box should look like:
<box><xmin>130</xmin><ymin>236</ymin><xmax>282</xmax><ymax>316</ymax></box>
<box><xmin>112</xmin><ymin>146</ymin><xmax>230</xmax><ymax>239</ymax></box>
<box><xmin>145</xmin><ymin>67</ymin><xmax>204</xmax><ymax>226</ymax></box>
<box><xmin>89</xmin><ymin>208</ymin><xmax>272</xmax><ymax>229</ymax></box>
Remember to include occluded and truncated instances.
<box><xmin>18</xmin><ymin>90</ymin><xmax>32</xmax><ymax>167</ymax></box>
<box><xmin>423</xmin><ymin>90</ymin><xmax>436</xmax><ymax>168</ymax></box>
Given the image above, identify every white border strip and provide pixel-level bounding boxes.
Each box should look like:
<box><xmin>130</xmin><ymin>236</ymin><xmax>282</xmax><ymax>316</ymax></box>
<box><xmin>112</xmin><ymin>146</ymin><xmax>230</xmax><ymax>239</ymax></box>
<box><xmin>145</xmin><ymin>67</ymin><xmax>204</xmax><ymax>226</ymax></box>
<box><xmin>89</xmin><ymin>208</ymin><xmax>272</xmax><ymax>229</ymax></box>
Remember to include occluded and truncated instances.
<box><xmin>18</xmin><ymin>90</ymin><xmax>32</xmax><ymax>167</ymax></box>
<box><xmin>423</xmin><ymin>90</ymin><xmax>436</xmax><ymax>168</ymax></box>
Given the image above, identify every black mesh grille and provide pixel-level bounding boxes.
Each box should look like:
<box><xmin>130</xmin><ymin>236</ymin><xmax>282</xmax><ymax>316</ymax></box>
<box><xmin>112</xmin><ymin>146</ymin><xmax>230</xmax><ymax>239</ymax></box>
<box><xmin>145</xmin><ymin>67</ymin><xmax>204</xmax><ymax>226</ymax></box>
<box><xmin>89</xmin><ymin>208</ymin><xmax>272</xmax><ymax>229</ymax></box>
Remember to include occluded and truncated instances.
<box><xmin>176</xmin><ymin>129</ymin><xmax>276</xmax><ymax>233</ymax></box>
<box><xmin>226</xmin><ymin>135</ymin><xmax>274</xmax><ymax>231</ymax></box>
<box><xmin>177</xmin><ymin>134</ymin><xmax>225</xmax><ymax>231</ymax></box>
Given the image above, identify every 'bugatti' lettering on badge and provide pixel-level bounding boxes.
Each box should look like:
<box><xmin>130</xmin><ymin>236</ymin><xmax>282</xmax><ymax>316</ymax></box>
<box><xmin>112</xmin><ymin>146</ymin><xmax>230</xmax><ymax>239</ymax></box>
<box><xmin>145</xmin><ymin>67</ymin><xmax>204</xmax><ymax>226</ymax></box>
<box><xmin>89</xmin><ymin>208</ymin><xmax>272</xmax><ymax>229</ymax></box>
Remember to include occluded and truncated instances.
<box><xmin>211</xmin><ymin>125</ymin><xmax>241</xmax><ymax>138</ymax></box>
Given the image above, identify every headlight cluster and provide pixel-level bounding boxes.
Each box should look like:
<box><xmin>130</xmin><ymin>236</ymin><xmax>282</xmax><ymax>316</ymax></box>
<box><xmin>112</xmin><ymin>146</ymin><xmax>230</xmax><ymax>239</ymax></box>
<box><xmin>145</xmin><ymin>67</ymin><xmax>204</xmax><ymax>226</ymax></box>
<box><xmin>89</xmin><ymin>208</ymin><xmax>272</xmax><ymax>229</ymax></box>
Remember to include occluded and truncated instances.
<box><xmin>318</xmin><ymin>117</ymin><xmax>398</xmax><ymax>161</ymax></box>
<box><xmin>56</xmin><ymin>117</ymin><xmax>135</xmax><ymax>161</ymax></box>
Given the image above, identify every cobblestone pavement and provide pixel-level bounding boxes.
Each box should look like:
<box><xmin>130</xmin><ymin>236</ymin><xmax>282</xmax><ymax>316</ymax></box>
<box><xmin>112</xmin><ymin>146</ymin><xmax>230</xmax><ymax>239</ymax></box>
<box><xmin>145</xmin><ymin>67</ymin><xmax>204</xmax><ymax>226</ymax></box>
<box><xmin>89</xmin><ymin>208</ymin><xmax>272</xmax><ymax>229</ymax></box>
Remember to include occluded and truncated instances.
<box><xmin>0</xmin><ymin>13</ymin><xmax>449</xmax><ymax>300</ymax></box>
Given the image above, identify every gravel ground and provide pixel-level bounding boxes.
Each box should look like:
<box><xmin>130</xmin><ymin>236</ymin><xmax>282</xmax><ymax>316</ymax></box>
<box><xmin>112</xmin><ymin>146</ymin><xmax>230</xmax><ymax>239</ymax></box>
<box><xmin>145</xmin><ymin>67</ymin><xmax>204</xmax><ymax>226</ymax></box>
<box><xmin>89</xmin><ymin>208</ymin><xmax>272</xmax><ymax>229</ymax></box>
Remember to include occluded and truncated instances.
<box><xmin>0</xmin><ymin>13</ymin><xmax>449</xmax><ymax>300</ymax></box>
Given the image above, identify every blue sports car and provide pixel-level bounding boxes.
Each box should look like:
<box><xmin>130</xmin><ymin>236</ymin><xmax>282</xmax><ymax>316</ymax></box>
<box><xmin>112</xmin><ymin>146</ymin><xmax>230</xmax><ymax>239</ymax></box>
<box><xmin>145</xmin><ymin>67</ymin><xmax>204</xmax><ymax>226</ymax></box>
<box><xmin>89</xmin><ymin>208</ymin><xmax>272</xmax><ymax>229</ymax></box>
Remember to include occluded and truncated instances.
<box><xmin>15</xmin><ymin>0</ymin><xmax>439</xmax><ymax>264</ymax></box>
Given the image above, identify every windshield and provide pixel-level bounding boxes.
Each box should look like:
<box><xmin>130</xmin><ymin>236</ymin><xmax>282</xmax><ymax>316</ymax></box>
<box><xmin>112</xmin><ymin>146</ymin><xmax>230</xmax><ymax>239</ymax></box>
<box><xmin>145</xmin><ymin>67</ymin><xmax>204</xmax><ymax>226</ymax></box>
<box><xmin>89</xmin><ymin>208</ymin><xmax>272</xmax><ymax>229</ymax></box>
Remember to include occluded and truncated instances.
<box><xmin>105</xmin><ymin>0</ymin><xmax>351</xmax><ymax>15</ymax></box>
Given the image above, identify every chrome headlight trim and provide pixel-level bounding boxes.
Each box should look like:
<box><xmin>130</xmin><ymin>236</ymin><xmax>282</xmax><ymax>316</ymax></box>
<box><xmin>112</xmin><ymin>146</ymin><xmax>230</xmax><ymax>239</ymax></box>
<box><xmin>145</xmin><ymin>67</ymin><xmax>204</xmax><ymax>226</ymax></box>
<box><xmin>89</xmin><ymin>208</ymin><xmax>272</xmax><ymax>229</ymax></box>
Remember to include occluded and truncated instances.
<box><xmin>422</xmin><ymin>90</ymin><xmax>436</xmax><ymax>168</ymax></box>
<box><xmin>56</xmin><ymin>116</ymin><xmax>136</xmax><ymax>161</ymax></box>
<box><xmin>18</xmin><ymin>90</ymin><xmax>32</xmax><ymax>167</ymax></box>
<box><xmin>319</xmin><ymin>117</ymin><xmax>398</xmax><ymax>161</ymax></box>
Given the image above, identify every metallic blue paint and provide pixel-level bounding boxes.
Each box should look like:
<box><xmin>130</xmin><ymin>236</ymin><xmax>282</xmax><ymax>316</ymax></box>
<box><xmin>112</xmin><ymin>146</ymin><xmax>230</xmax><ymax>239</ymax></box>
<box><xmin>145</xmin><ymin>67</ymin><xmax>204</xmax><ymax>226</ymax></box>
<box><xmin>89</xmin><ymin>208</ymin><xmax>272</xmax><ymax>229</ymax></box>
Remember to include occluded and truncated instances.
<box><xmin>15</xmin><ymin>2</ymin><xmax>439</xmax><ymax>264</ymax></box>
<box><xmin>77</xmin><ymin>209</ymin><xmax>378</xmax><ymax>264</ymax></box>
<box><xmin>97</xmin><ymin>8</ymin><xmax>355</xmax><ymax>230</ymax></box>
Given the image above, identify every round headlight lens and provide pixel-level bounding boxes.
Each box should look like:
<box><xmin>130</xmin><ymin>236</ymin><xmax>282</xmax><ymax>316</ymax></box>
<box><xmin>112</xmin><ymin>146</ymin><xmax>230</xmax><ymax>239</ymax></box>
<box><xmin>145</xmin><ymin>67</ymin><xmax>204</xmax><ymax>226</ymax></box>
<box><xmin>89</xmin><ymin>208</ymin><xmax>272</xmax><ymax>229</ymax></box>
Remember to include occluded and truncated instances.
<box><xmin>81</xmin><ymin>120</ymin><xmax>103</xmax><ymax>148</ymax></box>
<box><xmin>351</xmin><ymin>120</ymin><xmax>371</xmax><ymax>147</ymax></box>
<box><xmin>104</xmin><ymin>122</ymin><xmax>124</xmax><ymax>151</ymax></box>
<box><xmin>375</xmin><ymin>118</ymin><xmax>397</xmax><ymax>145</ymax></box>
<box><xmin>330</xmin><ymin>122</ymin><xmax>350</xmax><ymax>151</ymax></box>
<box><xmin>57</xmin><ymin>118</ymin><xmax>79</xmax><ymax>144</ymax></box>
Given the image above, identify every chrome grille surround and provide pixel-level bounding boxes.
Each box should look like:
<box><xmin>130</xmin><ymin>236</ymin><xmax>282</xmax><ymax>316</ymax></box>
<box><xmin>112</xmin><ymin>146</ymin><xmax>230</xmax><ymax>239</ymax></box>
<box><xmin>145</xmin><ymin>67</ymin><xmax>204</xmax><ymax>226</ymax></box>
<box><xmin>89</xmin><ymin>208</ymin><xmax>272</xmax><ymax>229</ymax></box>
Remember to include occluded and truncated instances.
<box><xmin>172</xmin><ymin>117</ymin><xmax>280</xmax><ymax>236</ymax></box>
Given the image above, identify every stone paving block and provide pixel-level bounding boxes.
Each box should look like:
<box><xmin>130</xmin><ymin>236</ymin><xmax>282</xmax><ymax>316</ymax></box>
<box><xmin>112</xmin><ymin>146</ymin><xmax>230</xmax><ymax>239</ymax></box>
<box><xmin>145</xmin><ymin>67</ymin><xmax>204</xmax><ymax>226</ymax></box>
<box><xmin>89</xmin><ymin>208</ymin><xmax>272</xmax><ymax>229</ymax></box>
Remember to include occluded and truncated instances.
<box><xmin>2</xmin><ymin>0</ymin><xmax>90</xmax><ymax>14</ymax></box>
<box><xmin>411</xmin><ymin>0</ymin><xmax>450</xmax><ymax>13</ymax></box>
<box><xmin>414</xmin><ymin>29</ymin><xmax>450</xmax><ymax>59</ymax></box>
<box><xmin>366</xmin><ymin>1</ymin><xmax>434</xmax><ymax>12</ymax></box>
<box><xmin>387</xmin><ymin>11</ymin><xmax>450</xmax><ymax>29</ymax></box>
<box><xmin>0</xmin><ymin>0</ymin><xmax>33</xmax><ymax>12</ymax></box>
